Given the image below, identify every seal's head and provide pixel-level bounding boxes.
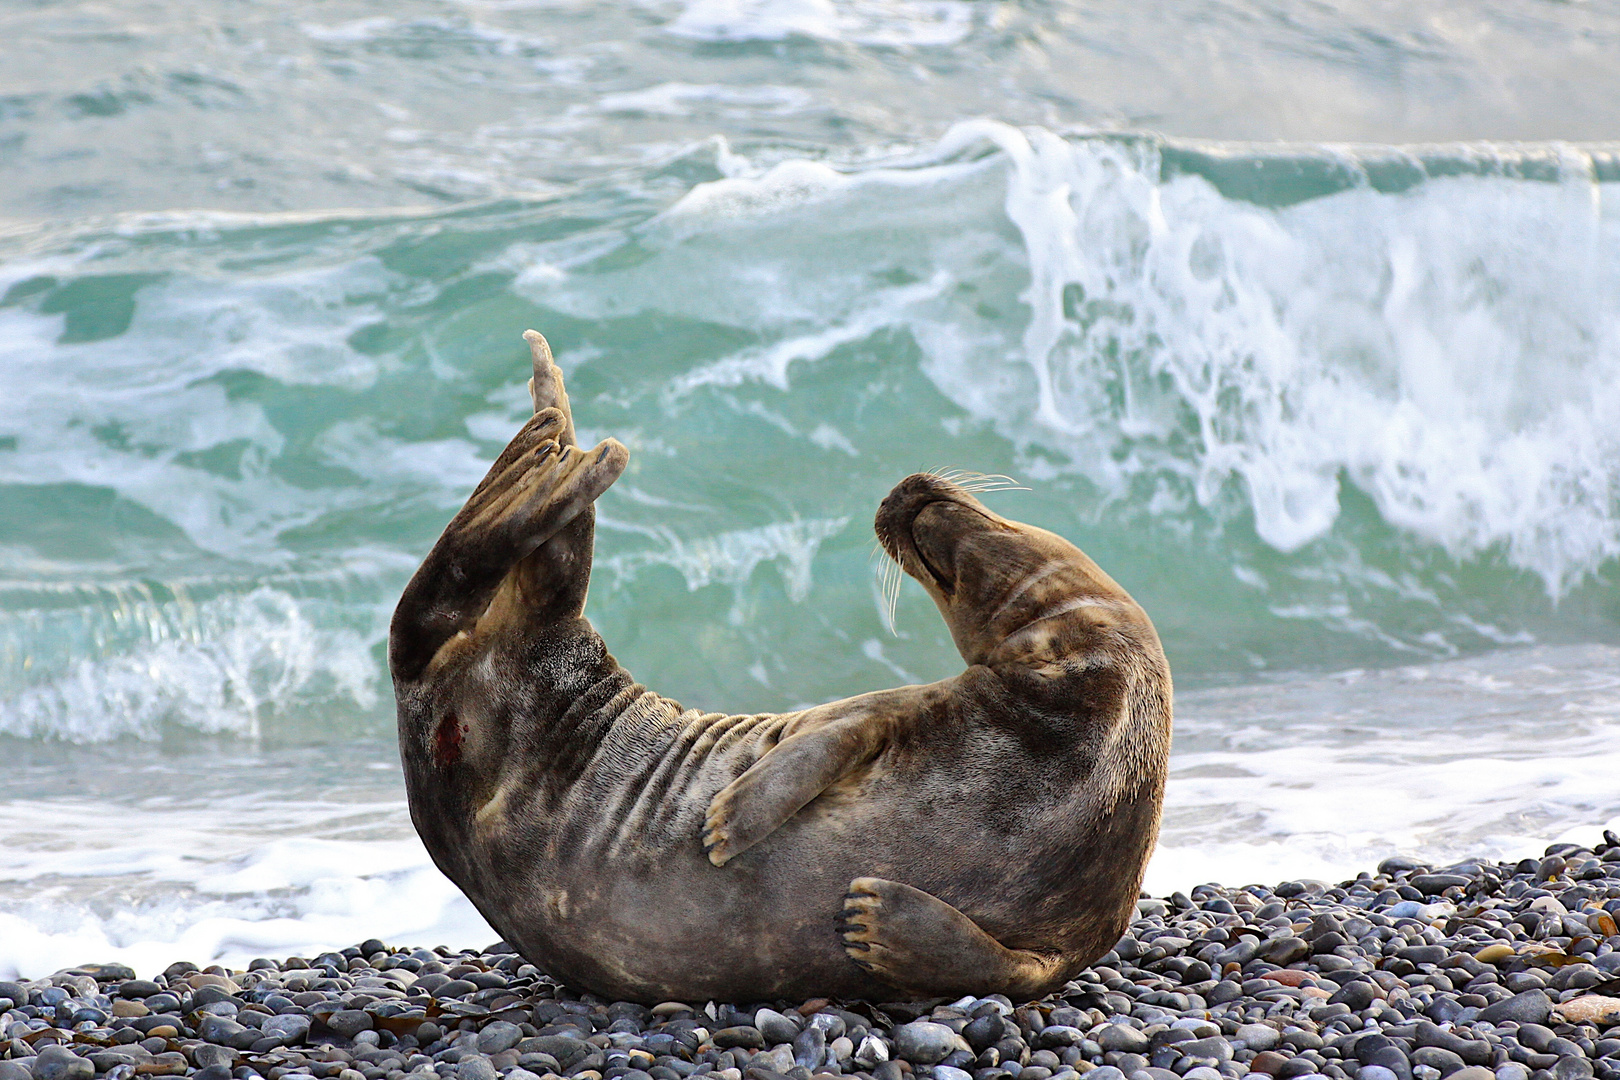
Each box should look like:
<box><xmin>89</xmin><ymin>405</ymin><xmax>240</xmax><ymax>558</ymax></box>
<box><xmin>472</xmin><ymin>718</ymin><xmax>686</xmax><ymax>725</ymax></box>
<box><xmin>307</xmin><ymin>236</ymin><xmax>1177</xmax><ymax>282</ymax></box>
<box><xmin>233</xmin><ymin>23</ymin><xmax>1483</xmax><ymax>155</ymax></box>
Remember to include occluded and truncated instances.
<box><xmin>875</xmin><ymin>472</ymin><xmax>1142</xmax><ymax>672</ymax></box>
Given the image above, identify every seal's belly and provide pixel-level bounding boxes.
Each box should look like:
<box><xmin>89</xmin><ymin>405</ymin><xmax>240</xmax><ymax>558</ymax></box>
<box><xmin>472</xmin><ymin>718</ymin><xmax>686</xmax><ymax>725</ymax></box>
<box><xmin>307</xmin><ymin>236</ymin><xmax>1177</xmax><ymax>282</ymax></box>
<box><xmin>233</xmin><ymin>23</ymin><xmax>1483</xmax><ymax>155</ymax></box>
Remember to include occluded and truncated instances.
<box><xmin>513</xmin><ymin>721</ymin><xmax>1085</xmax><ymax>987</ymax></box>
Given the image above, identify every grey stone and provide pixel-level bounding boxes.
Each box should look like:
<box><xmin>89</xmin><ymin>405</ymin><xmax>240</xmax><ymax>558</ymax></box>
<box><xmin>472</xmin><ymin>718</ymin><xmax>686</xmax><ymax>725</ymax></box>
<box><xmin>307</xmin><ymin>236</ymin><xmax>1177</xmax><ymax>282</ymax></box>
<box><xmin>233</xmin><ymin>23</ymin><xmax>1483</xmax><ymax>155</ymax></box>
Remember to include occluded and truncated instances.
<box><xmin>31</xmin><ymin>1047</ymin><xmax>94</xmax><ymax>1080</ymax></box>
<box><xmin>455</xmin><ymin>1055</ymin><xmax>498</xmax><ymax>1080</ymax></box>
<box><xmin>192</xmin><ymin>1045</ymin><xmax>235</xmax><ymax>1070</ymax></box>
<box><xmin>792</xmin><ymin>1025</ymin><xmax>826</xmax><ymax>1069</ymax></box>
<box><xmin>713</xmin><ymin>1027</ymin><xmax>766</xmax><ymax>1051</ymax></box>
<box><xmin>1449</xmin><ymin>1071</ymin><xmax>1496</xmax><ymax>1080</ymax></box>
<box><xmin>1330</xmin><ymin>981</ymin><xmax>1378</xmax><ymax>1010</ymax></box>
<box><xmin>0</xmin><ymin>1064</ymin><xmax>32</xmax><ymax>1080</ymax></box>
<box><xmin>1034</xmin><ymin>1027</ymin><xmax>1085</xmax><ymax>1050</ymax></box>
<box><xmin>1366</xmin><ymin>1046</ymin><xmax>1415</xmax><ymax>1080</ymax></box>
<box><xmin>1258</xmin><ymin>937</ymin><xmax>1310</xmax><ymax>965</ymax></box>
<box><xmin>1184</xmin><ymin>1070</ymin><xmax>1224</xmax><ymax>1080</ymax></box>
<box><xmin>1552</xmin><ymin>1059</ymin><xmax>1593</xmax><ymax>1080</ymax></box>
<box><xmin>199</xmin><ymin>1014</ymin><xmax>248</xmax><ymax>1044</ymax></box>
<box><xmin>262</xmin><ymin>1014</ymin><xmax>312</xmax><ymax>1042</ymax></box>
<box><xmin>476</xmin><ymin>1022</ymin><xmax>523</xmax><ymax>1055</ymax></box>
<box><xmin>87</xmin><ymin>1054</ymin><xmax>137</xmax><ymax>1073</ymax></box>
<box><xmin>1360</xmin><ymin>1069</ymin><xmax>1401</xmax><ymax>1080</ymax></box>
<box><xmin>1480</xmin><ymin>991</ymin><xmax>1554</xmax><ymax>1026</ymax></box>
<box><xmin>1178</xmin><ymin>1038</ymin><xmax>1233</xmax><ymax>1064</ymax></box>
<box><xmin>892</xmin><ymin>1022</ymin><xmax>965</xmax><ymax>1065</ymax></box>
<box><xmin>808</xmin><ymin>1013</ymin><xmax>847</xmax><ymax>1040</ymax></box>
<box><xmin>755</xmin><ymin>1009</ymin><xmax>800</xmax><ymax>1046</ymax></box>
<box><xmin>1495</xmin><ymin>1067</ymin><xmax>1531</xmax><ymax>1080</ymax></box>
<box><xmin>1097</xmin><ymin>1025</ymin><xmax>1151</xmax><ymax>1055</ymax></box>
<box><xmin>1415</xmin><ymin>1024</ymin><xmax>1491</xmax><ymax>1067</ymax></box>
<box><xmin>527</xmin><ymin>1035</ymin><xmax>589</xmax><ymax>1069</ymax></box>
<box><xmin>326</xmin><ymin>1010</ymin><xmax>373</xmax><ymax>1038</ymax></box>
<box><xmin>1237</xmin><ymin>1026</ymin><xmax>1281</xmax><ymax>1053</ymax></box>
<box><xmin>1412</xmin><ymin>1048</ymin><xmax>1466</xmax><ymax>1076</ymax></box>
<box><xmin>935</xmin><ymin>1068</ymin><xmax>973</xmax><ymax>1080</ymax></box>
<box><xmin>1087</xmin><ymin>1069</ymin><xmax>1126</xmax><ymax>1080</ymax></box>
<box><xmin>1213</xmin><ymin>939</ymin><xmax>1259</xmax><ymax>968</ymax></box>
<box><xmin>516</xmin><ymin>1053</ymin><xmax>560</xmax><ymax>1074</ymax></box>
<box><xmin>964</xmin><ymin>1014</ymin><xmax>1005</xmax><ymax>1053</ymax></box>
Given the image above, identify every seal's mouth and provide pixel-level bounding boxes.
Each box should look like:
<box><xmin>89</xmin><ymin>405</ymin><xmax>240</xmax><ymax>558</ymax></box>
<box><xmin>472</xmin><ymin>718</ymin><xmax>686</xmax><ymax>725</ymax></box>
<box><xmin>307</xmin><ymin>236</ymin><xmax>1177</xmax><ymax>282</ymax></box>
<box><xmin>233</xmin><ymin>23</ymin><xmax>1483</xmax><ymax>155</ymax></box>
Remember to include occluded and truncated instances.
<box><xmin>909</xmin><ymin>502</ymin><xmax>963</xmax><ymax>595</ymax></box>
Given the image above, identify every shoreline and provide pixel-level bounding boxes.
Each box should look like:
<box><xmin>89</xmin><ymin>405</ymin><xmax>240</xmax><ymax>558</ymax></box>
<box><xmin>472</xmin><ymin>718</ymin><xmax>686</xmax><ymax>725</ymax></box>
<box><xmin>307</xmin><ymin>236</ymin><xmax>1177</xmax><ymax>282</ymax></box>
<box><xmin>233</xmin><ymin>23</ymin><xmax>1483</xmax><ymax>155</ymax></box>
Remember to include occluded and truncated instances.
<box><xmin>4</xmin><ymin>841</ymin><xmax>1620</xmax><ymax>1080</ymax></box>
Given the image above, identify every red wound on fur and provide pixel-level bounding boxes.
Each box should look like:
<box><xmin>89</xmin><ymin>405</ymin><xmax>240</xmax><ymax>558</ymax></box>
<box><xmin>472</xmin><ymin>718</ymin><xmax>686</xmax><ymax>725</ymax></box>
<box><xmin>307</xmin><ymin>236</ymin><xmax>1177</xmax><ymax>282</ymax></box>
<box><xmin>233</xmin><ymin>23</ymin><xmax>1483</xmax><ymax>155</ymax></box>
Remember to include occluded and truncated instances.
<box><xmin>434</xmin><ymin>711</ymin><xmax>465</xmax><ymax>768</ymax></box>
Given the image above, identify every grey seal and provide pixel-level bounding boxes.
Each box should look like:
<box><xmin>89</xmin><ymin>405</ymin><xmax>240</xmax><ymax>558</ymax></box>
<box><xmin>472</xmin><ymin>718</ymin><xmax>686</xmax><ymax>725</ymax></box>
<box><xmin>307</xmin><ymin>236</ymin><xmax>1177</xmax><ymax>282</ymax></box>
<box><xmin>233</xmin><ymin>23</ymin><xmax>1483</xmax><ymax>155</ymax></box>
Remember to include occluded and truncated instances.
<box><xmin>390</xmin><ymin>330</ymin><xmax>1173</xmax><ymax>1003</ymax></box>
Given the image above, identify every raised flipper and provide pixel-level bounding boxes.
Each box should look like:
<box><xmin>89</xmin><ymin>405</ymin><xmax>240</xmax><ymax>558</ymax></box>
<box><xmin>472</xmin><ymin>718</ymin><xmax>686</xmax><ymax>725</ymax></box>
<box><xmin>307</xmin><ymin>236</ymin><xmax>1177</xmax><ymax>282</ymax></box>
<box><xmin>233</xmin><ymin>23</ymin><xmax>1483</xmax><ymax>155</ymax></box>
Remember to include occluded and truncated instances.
<box><xmin>702</xmin><ymin>713</ymin><xmax>888</xmax><ymax>866</ymax></box>
<box><xmin>389</xmin><ymin>397</ymin><xmax>628</xmax><ymax>682</ymax></box>
<box><xmin>524</xmin><ymin>330</ymin><xmax>577</xmax><ymax>445</ymax></box>
<box><xmin>839</xmin><ymin>877</ymin><xmax>1066</xmax><ymax>1000</ymax></box>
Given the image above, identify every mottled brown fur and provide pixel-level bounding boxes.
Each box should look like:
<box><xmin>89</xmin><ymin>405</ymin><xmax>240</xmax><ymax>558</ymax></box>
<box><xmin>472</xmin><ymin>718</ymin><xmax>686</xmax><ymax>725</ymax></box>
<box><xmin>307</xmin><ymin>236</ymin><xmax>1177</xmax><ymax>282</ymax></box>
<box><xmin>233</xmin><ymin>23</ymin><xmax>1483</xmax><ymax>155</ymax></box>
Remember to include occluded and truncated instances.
<box><xmin>390</xmin><ymin>330</ymin><xmax>1173</xmax><ymax>1003</ymax></box>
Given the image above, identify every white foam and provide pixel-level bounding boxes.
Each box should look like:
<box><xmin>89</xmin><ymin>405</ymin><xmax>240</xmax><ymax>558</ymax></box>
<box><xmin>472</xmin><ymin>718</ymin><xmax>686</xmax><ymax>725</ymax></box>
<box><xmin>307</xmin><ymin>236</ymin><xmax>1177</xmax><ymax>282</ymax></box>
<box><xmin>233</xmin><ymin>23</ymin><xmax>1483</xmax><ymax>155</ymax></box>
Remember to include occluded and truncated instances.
<box><xmin>598</xmin><ymin>515</ymin><xmax>850</xmax><ymax>602</ymax></box>
<box><xmin>0</xmin><ymin>585</ymin><xmax>382</xmax><ymax>743</ymax></box>
<box><xmin>1147</xmin><ymin>643</ymin><xmax>1620</xmax><ymax>892</ymax></box>
<box><xmin>668</xmin><ymin>272</ymin><xmax>951</xmax><ymax>393</ymax></box>
<box><xmin>957</xmin><ymin>124</ymin><xmax>1620</xmax><ymax>592</ymax></box>
<box><xmin>523</xmin><ymin>124</ymin><xmax>1620</xmax><ymax>597</ymax></box>
<box><xmin>300</xmin><ymin>16</ymin><xmax>550</xmax><ymax>55</ymax></box>
<box><xmin>597</xmin><ymin>82</ymin><xmax>813</xmax><ymax>118</ymax></box>
<box><xmin>664</xmin><ymin>0</ymin><xmax>973</xmax><ymax>46</ymax></box>
<box><xmin>0</xmin><ymin>780</ymin><xmax>493</xmax><ymax>980</ymax></box>
<box><xmin>0</xmin><ymin>257</ymin><xmax>393</xmax><ymax>560</ymax></box>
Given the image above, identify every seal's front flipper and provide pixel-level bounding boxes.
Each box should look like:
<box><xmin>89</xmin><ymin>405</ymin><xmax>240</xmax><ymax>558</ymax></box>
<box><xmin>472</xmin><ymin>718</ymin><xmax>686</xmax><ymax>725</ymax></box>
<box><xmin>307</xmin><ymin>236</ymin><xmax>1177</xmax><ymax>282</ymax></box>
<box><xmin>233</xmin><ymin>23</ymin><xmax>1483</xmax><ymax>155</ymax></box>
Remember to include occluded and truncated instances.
<box><xmin>839</xmin><ymin>877</ymin><xmax>1064</xmax><ymax>1000</ymax></box>
<box><xmin>472</xmin><ymin>435</ymin><xmax>628</xmax><ymax>559</ymax></box>
<box><xmin>702</xmin><ymin>714</ymin><xmax>885</xmax><ymax>866</ymax></box>
<box><xmin>390</xmin><ymin>415</ymin><xmax>627</xmax><ymax>682</ymax></box>
<box><xmin>524</xmin><ymin>330</ymin><xmax>576</xmax><ymax>445</ymax></box>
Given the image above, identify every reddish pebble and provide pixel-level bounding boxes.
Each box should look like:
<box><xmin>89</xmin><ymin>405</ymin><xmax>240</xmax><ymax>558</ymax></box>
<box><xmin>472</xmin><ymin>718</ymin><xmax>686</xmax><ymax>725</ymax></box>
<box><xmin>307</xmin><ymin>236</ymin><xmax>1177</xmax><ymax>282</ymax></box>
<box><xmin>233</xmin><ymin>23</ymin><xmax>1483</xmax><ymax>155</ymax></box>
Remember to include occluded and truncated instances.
<box><xmin>1250</xmin><ymin>1051</ymin><xmax>1293</xmax><ymax>1075</ymax></box>
<box><xmin>1262</xmin><ymin>969</ymin><xmax>1309</xmax><ymax>987</ymax></box>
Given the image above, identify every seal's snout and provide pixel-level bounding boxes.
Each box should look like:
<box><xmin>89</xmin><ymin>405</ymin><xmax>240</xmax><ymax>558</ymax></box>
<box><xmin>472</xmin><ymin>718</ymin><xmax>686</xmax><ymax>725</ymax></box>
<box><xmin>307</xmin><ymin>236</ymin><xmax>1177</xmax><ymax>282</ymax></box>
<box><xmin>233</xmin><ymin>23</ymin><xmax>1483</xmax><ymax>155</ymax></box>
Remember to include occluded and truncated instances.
<box><xmin>873</xmin><ymin>473</ymin><xmax>1001</xmax><ymax>598</ymax></box>
<box><xmin>873</xmin><ymin>472</ymin><xmax>953</xmax><ymax>561</ymax></box>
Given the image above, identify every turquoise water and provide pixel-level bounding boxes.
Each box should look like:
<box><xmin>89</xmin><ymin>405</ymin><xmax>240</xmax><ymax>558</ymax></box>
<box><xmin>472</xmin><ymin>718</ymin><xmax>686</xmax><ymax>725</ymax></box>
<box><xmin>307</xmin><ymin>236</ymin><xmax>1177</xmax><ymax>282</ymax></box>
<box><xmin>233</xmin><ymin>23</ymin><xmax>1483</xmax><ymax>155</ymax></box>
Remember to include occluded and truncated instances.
<box><xmin>5</xmin><ymin>128</ymin><xmax>1619</xmax><ymax>739</ymax></box>
<box><xmin>3</xmin><ymin>0</ymin><xmax>1620</xmax><ymax>976</ymax></box>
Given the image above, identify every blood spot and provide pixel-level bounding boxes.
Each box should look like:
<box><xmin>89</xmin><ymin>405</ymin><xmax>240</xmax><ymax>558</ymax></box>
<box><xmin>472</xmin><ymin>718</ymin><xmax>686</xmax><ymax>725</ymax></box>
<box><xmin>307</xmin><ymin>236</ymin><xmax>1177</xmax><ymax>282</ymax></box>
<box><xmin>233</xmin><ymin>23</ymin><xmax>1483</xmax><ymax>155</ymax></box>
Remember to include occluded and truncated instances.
<box><xmin>434</xmin><ymin>711</ymin><xmax>465</xmax><ymax>768</ymax></box>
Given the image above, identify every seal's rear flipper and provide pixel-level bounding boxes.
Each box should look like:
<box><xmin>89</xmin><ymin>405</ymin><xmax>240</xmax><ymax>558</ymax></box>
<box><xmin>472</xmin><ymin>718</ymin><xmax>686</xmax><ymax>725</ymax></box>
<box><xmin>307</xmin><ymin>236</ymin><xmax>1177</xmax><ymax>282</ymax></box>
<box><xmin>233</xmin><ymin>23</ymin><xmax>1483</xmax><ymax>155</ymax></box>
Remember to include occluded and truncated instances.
<box><xmin>838</xmin><ymin>877</ymin><xmax>1065</xmax><ymax>1000</ymax></box>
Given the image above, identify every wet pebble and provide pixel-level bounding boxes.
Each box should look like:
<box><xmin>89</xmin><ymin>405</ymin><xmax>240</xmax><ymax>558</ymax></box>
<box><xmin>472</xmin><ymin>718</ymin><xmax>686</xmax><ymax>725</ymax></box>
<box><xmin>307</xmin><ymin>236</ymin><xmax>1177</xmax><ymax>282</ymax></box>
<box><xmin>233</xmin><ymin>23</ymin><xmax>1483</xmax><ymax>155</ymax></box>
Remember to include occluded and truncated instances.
<box><xmin>892</xmin><ymin>1021</ymin><xmax>964</xmax><ymax>1064</ymax></box>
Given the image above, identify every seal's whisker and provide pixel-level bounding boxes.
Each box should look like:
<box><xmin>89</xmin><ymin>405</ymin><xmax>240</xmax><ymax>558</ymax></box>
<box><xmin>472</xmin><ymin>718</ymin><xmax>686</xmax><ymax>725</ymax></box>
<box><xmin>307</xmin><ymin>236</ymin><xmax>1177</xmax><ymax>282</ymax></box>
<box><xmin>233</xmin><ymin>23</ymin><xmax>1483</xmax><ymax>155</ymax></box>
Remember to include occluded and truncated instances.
<box><xmin>928</xmin><ymin>468</ymin><xmax>1031</xmax><ymax>494</ymax></box>
<box><xmin>880</xmin><ymin>558</ymin><xmax>903</xmax><ymax>635</ymax></box>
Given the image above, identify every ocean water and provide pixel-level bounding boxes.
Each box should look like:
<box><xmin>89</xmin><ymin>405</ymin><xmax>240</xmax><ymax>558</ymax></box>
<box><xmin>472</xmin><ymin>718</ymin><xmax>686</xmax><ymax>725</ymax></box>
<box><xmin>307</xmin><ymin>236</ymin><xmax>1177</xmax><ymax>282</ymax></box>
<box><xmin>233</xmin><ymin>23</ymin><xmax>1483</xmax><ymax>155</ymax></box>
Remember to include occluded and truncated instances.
<box><xmin>2</xmin><ymin>0</ymin><xmax>1620</xmax><ymax>979</ymax></box>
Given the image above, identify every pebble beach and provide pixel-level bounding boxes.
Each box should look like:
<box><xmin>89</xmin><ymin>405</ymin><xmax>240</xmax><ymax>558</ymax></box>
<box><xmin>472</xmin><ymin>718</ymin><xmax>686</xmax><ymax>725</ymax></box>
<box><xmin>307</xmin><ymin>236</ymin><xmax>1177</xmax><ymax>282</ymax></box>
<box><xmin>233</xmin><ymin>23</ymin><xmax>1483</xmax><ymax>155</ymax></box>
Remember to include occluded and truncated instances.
<box><xmin>7</xmin><ymin>840</ymin><xmax>1620</xmax><ymax>1080</ymax></box>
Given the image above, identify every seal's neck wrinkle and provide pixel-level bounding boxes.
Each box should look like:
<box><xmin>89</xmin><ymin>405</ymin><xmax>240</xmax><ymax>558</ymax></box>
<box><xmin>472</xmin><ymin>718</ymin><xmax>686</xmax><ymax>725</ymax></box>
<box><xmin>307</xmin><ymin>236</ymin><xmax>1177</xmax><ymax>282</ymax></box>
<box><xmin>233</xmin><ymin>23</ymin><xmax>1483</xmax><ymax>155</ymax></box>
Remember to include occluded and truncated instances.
<box><xmin>521</xmin><ymin>623</ymin><xmax>643</xmax><ymax>767</ymax></box>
